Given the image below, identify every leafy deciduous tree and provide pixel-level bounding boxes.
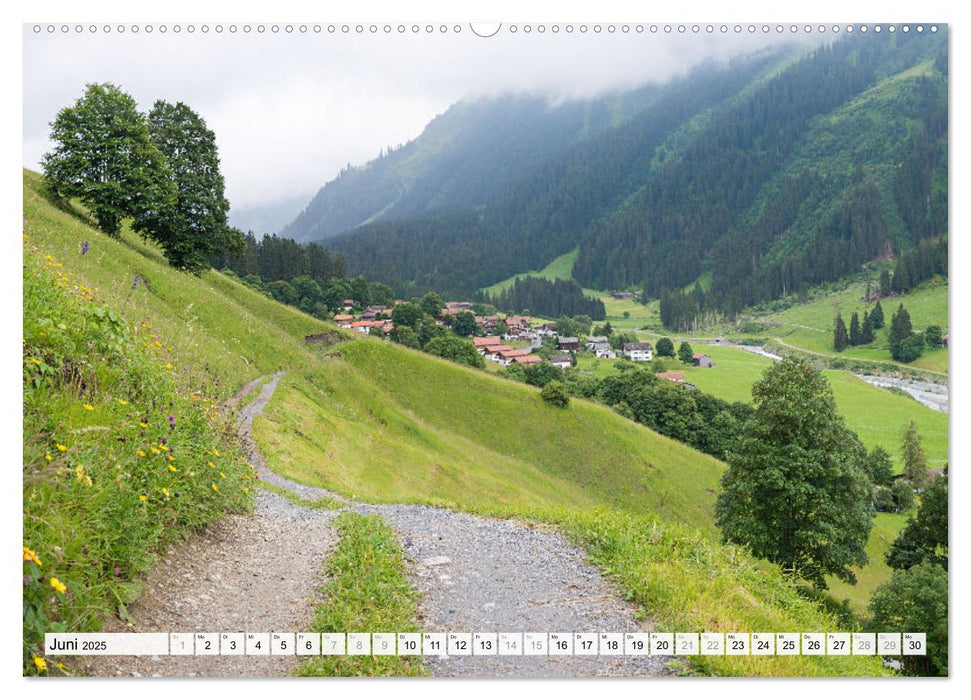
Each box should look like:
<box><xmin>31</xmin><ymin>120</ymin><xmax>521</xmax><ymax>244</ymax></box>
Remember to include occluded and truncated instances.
<box><xmin>677</xmin><ymin>341</ymin><xmax>694</xmax><ymax>364</ymax></box>
<box><xmin>42</xmin><ymin>83</ymin><xmax>175</xmax><ymax>237</ymax></box>
<box><xmin>869</xmin><ymin>563</ymin><xmax>948</xmax><ymax>676</ymax></box>
<box><xmin>714</xmin><ymin>357</ymin><xmax>873</xmax><ymax>588</ymax></box>
<box><xmin>655</xmin><ymin>337</ymin><xmax>675</xmax><ymax>357</ymax></box>
<box><xmin>140</xmin><ymin>100</ymin><xmax>241</xmax><ymax>271</ymax></box>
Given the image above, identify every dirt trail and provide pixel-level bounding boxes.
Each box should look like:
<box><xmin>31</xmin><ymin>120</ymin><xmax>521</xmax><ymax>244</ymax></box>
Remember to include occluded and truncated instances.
<box><xmin>80</xmin><ymin>372</ymin><xmax>668</xmax><ymax>678</ymax></box>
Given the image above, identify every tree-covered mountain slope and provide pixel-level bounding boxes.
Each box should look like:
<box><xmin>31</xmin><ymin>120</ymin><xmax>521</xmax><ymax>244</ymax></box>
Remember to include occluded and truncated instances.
<box><xmin>306</xmin><ymin>32</ymin><xmax>946</xmax><ymax>308</ymax></box>
<box><xmin>282</xmin><ymin>88</ymin><xmax>663</xmax><ymax>242</ymax></box>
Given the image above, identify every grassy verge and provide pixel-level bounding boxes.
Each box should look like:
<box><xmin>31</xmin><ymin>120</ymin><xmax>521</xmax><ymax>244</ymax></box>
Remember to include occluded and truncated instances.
<box><xmin>298</xmin><ymin>513</ymin><xmax>425</xmax><ymax>677</ymax></box>
<box><xmin>550</xmin><ymin>508</ymin><xmax>891</xmax><ymax>677</ymax></box>
<box><xmin>258</xmin><ymin>481</ymin><xmax>345</xmax><ymax>511</ymax></box>
<box><xmin>22</xmin><ymin>247</ymin><xmax>255</xmax><ymax>675</ymax></box>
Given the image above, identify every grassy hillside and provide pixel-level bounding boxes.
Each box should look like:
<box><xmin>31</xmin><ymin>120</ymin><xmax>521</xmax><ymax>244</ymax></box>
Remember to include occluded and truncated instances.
<box><xmin>23</xmin><ymin>170</ymin><xmax>889</xmax><ymax>677</ymax></box>
<box><xmin>760</xmin><ymin>277</ymin><xmax>948</xmax><ymax>373</ymax></box>
<box><xmin>481</xmin><ymin>247</ymin><xmax>578</xmax><ymax>296</ymax></box>
<box><xmin>255</xmin><ymin>340</ymin><xmax>725</xmax><ymax>530</ymax></box>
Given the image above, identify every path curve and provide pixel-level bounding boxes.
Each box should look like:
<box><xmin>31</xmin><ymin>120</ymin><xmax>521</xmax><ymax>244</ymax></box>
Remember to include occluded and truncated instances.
<box><xmin>82</xmin><ymin>372</ymin><xmax>670</xmax><ymax>678</ymax></box>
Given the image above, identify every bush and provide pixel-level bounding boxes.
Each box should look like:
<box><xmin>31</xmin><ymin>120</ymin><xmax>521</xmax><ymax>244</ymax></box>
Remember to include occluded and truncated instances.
<box><xmin>869</xmin><ymin>563</ymin><xmax>948</xmax><ymax>676</ymax></box>
<box><xmin>873</xmin><ymin>486</ymin><xmax>895</xmax><ymax>512</ymax></box>
<box><xmin>892</xmin><ymin>481</ymin><xmax>916</xmax><ymax>513</ymax></box>
<box><xmin>540</xmin><ymin>381</ymin><xmax>570</xmax><ymax>408</ymax></box>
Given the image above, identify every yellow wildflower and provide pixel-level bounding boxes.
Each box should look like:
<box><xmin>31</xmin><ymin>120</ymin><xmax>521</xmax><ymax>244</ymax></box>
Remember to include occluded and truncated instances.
<box><xmin>219</xmin><ymin>471</ymin><xmax>226</xmax><ymax>479</ymax></box>
<box><xmin>85</xmin><ymin>475</ymin><xmax>93</xmax><ymax>487</ymax></box>
<box><xmin>44</xmin><ymin>455</ymin><xmax>52</xmax><ymax>462</ymax></box>
<box><xmin>34</xmin><ymin>655</ymin><xmax>47</xmax><ymax>673</ymax></box>
<box><xmin>83</xmin><ymin>404</ymin><xmax>94</xmax><ymax>411</ymax></box>
<box><xmin>150</xmin><ymin>447</ymin><xmax>160</xmax><ymax>454</ymax></box>
<box><xmin>243</xmin><ymin>487</ymin><xmax>249</xmax><ymax>494</ymax></box>
<box><xmin>161</xmin><ymin>487</ymin><xmax>169</xmax><ymax>497</ymax></box>
<box><xmin>168</xmin><ymin>455</ymin><xmax>175</xmax><ymax>462</ymax></box>
<box><xmin>168</xmin><ymin>465</ymin><xmax>178</xmax><ymax>473</ymax></box>
<box><xmin>56</xmin><ymin>662</ymin><xmax>65</xmax><ymax>670</ymax></box>
<box><xmin>75</xmin><ymin>465</ymin><xmax>84</xmax><ymax>481</ymax></box>
<box><xmin>118</xmin><ymin>399</ymin><xmax>128</xmax><ymax>406</ymax></box>
<box><xmin>137</xmin><ymin>450</ymin><xmax>147</xmax><ymax>457</ymax></box>
<box><xmin>50</xmin><ymin>577</ymin><xmax>66</xmax><ymax>594</ymax></box>
<box><xmin>213</xmin><ymin>449</ymin><xmax>220</xmax><ymax>457</ymax></box>
<box><xmin>139</xmin><ymin>495</ymin><xmax>147</xmax><ymax>502</ymax></box>
<box><xmin>164</xmin><ymin>363</ymin><xmax>173</xmax><ymax>370</ymax></box>
<box><xmin>207</xmin><ymin>461</ymin><xmax>215</xmax><ymax>469</ymax></box>
<box><xmin>56</xmin><ymin>444</ymin><xmax>67</xmax><ymax>452</ymax></box>
<box><xmin>45</xmin><ymin>254</ymin><xmax>53</xmax><ymax>262</ymax></box>
<box><xmin>139</xmin><ymin>422</ymin><xmax>148</xmax><ymax>428</ymax></box>
<box><xmin>23</xmin><ymin>547</ymin><xmax>42</xmax><ymax>566</ymax></box>
<box><xmin>30</xmin><ymin>357</ymin><xmax>41</xmax><ymax>365</ymax></box>
<box><xmin>211</xmin><ymin>483</ymin><xmax>219</xmax><ymax>493</ymax></box>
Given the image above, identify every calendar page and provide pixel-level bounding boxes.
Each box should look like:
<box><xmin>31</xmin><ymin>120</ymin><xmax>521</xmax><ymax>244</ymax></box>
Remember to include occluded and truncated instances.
<box><xmin>19</xmin><ymin>0</ymin><xmax>951</xmax><ymax>686</ymax></box>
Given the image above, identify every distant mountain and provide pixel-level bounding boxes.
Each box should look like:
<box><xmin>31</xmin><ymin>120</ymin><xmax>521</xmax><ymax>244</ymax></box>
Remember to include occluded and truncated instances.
<box><xmin>297</xmin><ymin>32</ymin><xmax>948</xmax><ymax>313</ymax></box>
<box><xmin>281</xmin><ymin>89</ymin><xmax>663</xmax><ymax>242</ymax></box>
<box><xmin>229</xmin><ymin>194</ymin><xmax>312</xmax><ymax>236</ymax></box>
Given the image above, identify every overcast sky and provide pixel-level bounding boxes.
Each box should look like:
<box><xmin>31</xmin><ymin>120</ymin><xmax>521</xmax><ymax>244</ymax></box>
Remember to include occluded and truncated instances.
<box><xmin>24</xmin><ymin>24</ymin><xmax>825</xmax><ymax>213</ymax></box>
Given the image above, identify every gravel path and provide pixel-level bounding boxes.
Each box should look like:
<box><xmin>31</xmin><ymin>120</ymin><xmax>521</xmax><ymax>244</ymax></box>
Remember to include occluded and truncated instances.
<box><xmin>79</xmin><ymin>372</ymin><xmax>669</xmax><ymax>678</ymax></box>
<box><xmin>76</xmin><ymin>373</ymin><xmax>340</xmax><ymax>678</ymax></box>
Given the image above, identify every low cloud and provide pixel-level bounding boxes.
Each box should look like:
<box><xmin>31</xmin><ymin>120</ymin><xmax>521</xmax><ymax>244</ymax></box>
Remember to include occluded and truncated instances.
<box><xmin>23</xmin><ymin>25</ymin><xmax>823</xmax><ymax>210</ymax></box>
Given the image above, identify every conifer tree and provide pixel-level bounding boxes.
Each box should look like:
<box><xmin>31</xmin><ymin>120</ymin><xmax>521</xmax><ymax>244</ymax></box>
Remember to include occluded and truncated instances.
<box><xmin>871</xmin><ymin>300</ymin><xmax>885</xmax><ymax>329</ymax></box>
<box><xmin>901</xmin><ymin>421</ymin><xmax>928</xmax><ymax>488</ymax></box>
<box><xmin>879</xmin><ymin>269</ymin><xmax>893</xmax><ymax>297</ymax></box>
<box><xmin>849</xmin><ymin>311</ymin><xmax>861</xmax><ymax>346</ymax></box>
<box><xmin>834</xmin><ymin>313</ymin><xmax>849</xmax><ymax>351</ymax></box>
<box><xmin>861</xmin><ymin>310</ymin><xmax>875</xmax><ymax>344</ymax></box>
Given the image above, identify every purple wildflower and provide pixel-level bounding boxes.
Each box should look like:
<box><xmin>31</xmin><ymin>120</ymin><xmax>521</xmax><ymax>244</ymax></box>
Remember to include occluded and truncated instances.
<box><xmin>24</xmin><ymin>576</ymin><xmax>33</xmax><ymax>586</ymax></box>
<box><xmin>132</xmin><ymin>274</ymin><xmax>140</xmax><ymax>291</ymax></box>
<box><xmin>80</xmin><ymin>241</ymin><xmax>89</xmax><ymax>255</ymax></box>
<box><xmin>168</xmin><ymin>415</ymin><xmax>176</xmax><ymax>429</ymax></box>
<box><xmin>113</xmin><ymin>567</ymin><xmax>122</xmax><ymax>576</ymax></box>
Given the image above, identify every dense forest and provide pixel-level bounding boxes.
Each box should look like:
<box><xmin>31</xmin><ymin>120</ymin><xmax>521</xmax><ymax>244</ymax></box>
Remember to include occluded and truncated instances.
<box><xmin>210</xmin><ymin>232</ymin><xmax>346</xmax><ymax>289</ymax></box>
<box><xmin>295</xmin><ymin>32</ymin><xmax>946</xmax><ymax>320</ymax></box>
<box><xmin>484</xmin><ymin>277</ymin><xmax>606</xmax><ymax>321</ymax></box>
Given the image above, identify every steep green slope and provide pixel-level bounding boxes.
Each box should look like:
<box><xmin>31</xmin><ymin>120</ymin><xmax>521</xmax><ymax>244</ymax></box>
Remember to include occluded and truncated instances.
<box><xmin>23</xmin><ymin>170</ymin><xmax>888</xmax><ymax>676</ymax></box>
<box><xmin>318</xmin><ymin>32</ymin><xmax>945</xmax><ymax>314</ymax></box>
<box><xmin>282</xmin><ymin>91</ymin><xmax>660</xmax><ymax>243</ymax></box>
<box><xmin>325</xmin><ymin>50</ymin><xmax>788</xmax><ymax>296</ymax></box>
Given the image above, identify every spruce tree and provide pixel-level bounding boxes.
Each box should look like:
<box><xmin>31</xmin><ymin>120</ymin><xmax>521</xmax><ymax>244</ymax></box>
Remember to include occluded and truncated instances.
<box><xmin>849</xmin><ymin>311</ymin><xmax>861</xmax><ymax>346</ymax></box>
<box><xmin>834</xmin><ymin>313</ymin><xmax>849</xmax><ymax>352</ymax></box>
<box><xmin>879</xmin><ymin>269</ymin><xmax>893</xmax><ymax>297</ymax></box>
<box><xmin>861</xmin><ymin>310</ymin><xmax>875</xmax><ymax>344</ymax></box>
<box><xmin>871</xmin><ymin>300</ymin><xmax>885</xmax><ymax>329</ymax></box>
<box><xmin>890</xmin><ymin>304</ymin><xmax>919</xmax><ymax>361</ymax></box>
<box><xmin>901</xmin><ymin>421</ymin><xmax>928</xmax><ymax>488</ymax></box>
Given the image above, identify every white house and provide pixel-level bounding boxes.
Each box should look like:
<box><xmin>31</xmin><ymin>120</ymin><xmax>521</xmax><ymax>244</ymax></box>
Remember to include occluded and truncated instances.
<box><xmin>622</xmin><ymin>342</ymin><xmax>653</xmax><ymax>362</ymax></box>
